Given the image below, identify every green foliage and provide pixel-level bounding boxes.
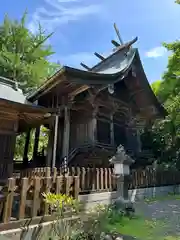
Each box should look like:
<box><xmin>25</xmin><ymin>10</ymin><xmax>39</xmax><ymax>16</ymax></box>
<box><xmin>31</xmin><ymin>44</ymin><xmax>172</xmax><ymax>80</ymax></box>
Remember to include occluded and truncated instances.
<box><xmin>151</xmin><ymin>80</ymin><xmax>161</xmax><ymax>96</ymax></box>
<box><xmin>42</xmin><ymin>192</ymin><xmax>80</xmax><ymax>216</ymax></box>
<box><xmin>156</xmin><ymin>41</ymin><xmax>180</xmax><ymax>103</ymax></box>
<box><xmin>41</xmin><ymin>195</ymin><xmax>125</xmax><ymax>240</ymax></box>
<box><xmin>0</xmin><ymin>12</ymin><xmax>60</xmax><ymax>93</ymax></box>
<box><xmin>14</xmin><ymin>126</ymin><xmax>49</xmax><ymax>160</ymax></box>
<box><xmin>42</xmin><ymin>193</ymin><xmax>81</xmax><ymax>240</ymax></box>
<box><xmin>142</xmin><ymin>37</ymin><xmax>180</xmax><ymax>168</ymax></box>
<box><xmin>0</xmin><ymin>12</ymin><xmax>60</xmax><ymax>161</ymax></box>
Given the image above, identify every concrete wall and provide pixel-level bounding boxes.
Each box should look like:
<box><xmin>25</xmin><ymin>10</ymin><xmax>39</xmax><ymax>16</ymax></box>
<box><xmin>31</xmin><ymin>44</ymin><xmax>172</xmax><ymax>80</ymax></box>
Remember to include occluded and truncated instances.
<box><xmin>0</xmin><ymin>217</ymin><xmax>79</xmax><ymax>240</ymax></box>
<box><xmin>0</xmin><ymin>221</ymin><xmax>53</xmax><ymax>240</ymax></box>
<box><xmin>79</xmin><ymin>184</ymin><xmax>180</xmax><ymax>209</ymax></box>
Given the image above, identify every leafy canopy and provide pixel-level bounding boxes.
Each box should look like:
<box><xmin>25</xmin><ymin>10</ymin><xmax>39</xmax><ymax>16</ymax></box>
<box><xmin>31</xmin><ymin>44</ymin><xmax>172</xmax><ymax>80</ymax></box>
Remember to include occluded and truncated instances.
<box><xmin>140</xmin><ymin>0</ymin><xmax>180</xmax><ymax>168</ymax></box>
<box><xmin>0</xmin><ymin>12</ymin><xmax>60</xmax><ymax>93</ymax></box>
<box><xmin>0</xmin><ymin>12</ymin><xmax>60</xmax><ymax>159</ymax></box>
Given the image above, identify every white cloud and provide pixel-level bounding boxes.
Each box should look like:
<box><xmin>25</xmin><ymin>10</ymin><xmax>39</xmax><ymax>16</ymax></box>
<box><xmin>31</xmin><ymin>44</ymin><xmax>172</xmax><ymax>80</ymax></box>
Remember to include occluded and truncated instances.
<box><xmin>28</xmin><ymin>0</ymin><xmax>102</xmax><ymax>33</ymax></box>
<box><xmin>52</xmin><ymin>52</ymin><xmax>98</xmax><ymax>68</ymax></box>
<box><xmin>52</xmin><ymin>50</ymin><xmax>112</xmax><ymax>68</ymax></box>
<box><xmin>145</xmin><ymin>46</ymin><xmax>167</xmax><ymax>58</ymax></box>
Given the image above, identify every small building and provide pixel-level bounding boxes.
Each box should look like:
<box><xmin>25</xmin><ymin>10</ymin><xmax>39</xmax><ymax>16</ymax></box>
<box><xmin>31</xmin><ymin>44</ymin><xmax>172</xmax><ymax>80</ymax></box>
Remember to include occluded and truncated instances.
<box><xmin>26</xmin><ymin>37</ymin><xmax>166</xmax><ymax>168</ymax></box>
<box><xmin>0</xmin><ymin>77</ymin><xmax>51</xmax><ymax>182</ymax></box>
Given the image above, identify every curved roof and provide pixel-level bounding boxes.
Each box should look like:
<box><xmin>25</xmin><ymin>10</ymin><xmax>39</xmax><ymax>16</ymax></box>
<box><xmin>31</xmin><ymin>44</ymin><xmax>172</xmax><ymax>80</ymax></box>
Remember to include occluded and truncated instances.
<box><xmin>0</xmin><ymin>76</ymin><xmax>52</xmax><ymax>132</ymax></box>
<box><xmin>27</xmin><ymin>47</ymin><xmax>137</xmax><ymax>101</ymax></box>
<box><xmin>27</xmin><ymin>40</ymin><xmax>166</xmax><ymax>117</ymax></box>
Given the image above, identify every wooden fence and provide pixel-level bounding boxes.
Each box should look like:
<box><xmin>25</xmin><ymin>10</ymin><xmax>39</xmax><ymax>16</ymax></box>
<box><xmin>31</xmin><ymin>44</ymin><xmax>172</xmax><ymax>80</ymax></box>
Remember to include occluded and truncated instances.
<box><xmin>15</xmin><ymin>166</ymin><xmax>180</xmax><ymax>193</ymax></box>
<box><xmin>1</xmin><ymin>166</ymin><xmax>180</xmax><ymax>225</ymax></box>
<box><xmin>0</xmin><ymin>170</ymin><xmax>79</xmax><ymax>224</ymax></box>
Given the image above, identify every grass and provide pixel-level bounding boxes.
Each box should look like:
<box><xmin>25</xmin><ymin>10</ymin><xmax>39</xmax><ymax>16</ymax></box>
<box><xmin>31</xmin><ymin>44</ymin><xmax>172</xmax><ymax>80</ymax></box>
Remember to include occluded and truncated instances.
<box><xmin>106</xmin><ymin>215</ymin><xmax>180</xmax><ymax>240</ymax></box>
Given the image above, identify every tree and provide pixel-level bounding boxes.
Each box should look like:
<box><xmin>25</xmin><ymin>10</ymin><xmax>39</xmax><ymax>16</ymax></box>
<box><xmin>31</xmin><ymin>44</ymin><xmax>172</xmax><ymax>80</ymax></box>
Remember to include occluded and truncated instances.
<box><xmin>151</xmin><ymin>80</ymin><xmax>161</xmax><ymax>96</ymax></box>
<box><xmin>0</xmin><ymin>12</ymin><xmax>60</xmax><ymax>160</ymax></box>
<box><xmin>142</xmin><ymin>0</ymin><xmax>180</xmax><ymax>168</ymax></box>
<box><xmin>142</xmin><ymin>38</ymin><xmax>180</xmax><ymax>168</ymax></box>
<box><xmin>0</xmin><ymin>12</ymin><xmax>60</xmax><ymax>93</ymax></box>
<box><xmin>15</xmin><ymin>126</ymin><xmax>49</xmax><ymax>161</ymax></box>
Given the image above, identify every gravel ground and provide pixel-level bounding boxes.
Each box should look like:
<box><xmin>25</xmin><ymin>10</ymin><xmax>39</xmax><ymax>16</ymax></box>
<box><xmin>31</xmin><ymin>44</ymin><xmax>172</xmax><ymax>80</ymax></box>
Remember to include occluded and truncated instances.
<box><xmin>135</xmin><ymin>199</ymin><xmax>180</xmax><ymax>237</ymax></box>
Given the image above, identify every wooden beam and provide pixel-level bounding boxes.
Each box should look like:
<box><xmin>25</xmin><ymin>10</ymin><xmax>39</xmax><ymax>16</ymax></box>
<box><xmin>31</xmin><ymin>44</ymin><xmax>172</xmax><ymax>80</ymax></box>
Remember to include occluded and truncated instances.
<box><xmin>114</xmin><ymin>23</ymin><xmax>123</xmax><ymax>45</ymax></box>
<box><xmin>92</xmin><ymin>106</ymin><xmax>98</xmax><ymax>144</ymax></box>
<box><xmin>23</xmin><ymin>129</ymin><xmax>31</xmax><ymax>165</ymax></box>
<box><xmin>111</xmin><ymin>40</ymin><xmax>120</xmax><ymax>47</ymax></box>
<box><xmin>80</xmin><ymin>62</ymin><xmax>91</xmax><ymax>71</ymax></box>
<box><xmin>94</xmin><ymin>52</ymin><xmax>105</xmax><ymax>61</ymax></box>
<box><xmin>62</xmin><ymin>106</ymin><xmax>70</xmax><ymax>160</ymax></box>
<box><xmin>0</xmin><ymin>129</ymin><xmax>17</xmax><ymax>135</ymax></box>
<box><xmin>33</xmin><ymin>126</ymin><xmax>40</xmax><ymax>161</ymax></box>
<box><xmin>110</xmin><ymin>114</ymin><xmax>114</xmax><ymax>145</ymax></box>
<box><xmin>69</xmin><ymin>85</ymin><xmax>90</xmax><ymax>99</ymax></box>
<box><xmin>52</xmin><ymin>114</ymin><xmax>59</xmax><ymax>168</ymax></box>
<box><xmin>46</xmin><ymin>129</ymin><xmax>53</xmax><ymax>167</ymax></box>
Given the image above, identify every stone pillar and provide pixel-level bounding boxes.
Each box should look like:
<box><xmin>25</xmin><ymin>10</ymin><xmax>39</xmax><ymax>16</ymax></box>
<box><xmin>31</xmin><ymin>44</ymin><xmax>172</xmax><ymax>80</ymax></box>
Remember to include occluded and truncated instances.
<box><xmin>117</xmin><ymin>175</ymin><xmax>130</xmax><ymax>201</ymax></box>
<box><xmin>110</xmin><ymin>145</ymin><xmax>134</xmax><ymax>212</ymax></box>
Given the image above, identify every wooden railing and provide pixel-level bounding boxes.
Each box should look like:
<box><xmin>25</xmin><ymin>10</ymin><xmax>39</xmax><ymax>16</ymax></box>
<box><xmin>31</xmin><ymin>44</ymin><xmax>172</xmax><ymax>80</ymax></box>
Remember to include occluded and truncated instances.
<box><xmin>67</xmin><ymin>142</ymin><xmax>115</xmax><ymax>164</ymax></box>
<box><xmin>1</xmin><ymin>166</ymin><xmax>180</xmax><ymax>225</ymax></box>
<box><xmin>16</xmin><ymin>166</ymin><xmax>180</xmax><ymax>193</ymax></box>
<box><xmin>0</xmin><ymin>169</ymin><xmax>79</xmax><ymax>224</ymax></box>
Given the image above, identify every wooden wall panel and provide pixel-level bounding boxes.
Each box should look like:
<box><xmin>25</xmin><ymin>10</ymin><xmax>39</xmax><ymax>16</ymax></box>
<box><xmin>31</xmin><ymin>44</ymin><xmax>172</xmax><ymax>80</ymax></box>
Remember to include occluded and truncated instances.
<box><xmin>97</xmin><ymin>120</ymin><xmax>110</xmax><ymax>144</ymax></box>
<box><xmin>0</xmin><ymin>134</ymin><xmax>16</xmax><ymax>180</ymax></box>
<box><xmin>69</xmin><ymin>112</ymin><xmax>94</xmax><ymax>150</ymax></box>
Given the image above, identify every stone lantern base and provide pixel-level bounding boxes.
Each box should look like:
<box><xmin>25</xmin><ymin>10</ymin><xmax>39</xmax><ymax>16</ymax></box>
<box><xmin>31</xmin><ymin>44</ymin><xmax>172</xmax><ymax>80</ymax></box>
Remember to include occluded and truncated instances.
<box><xmin>113</xmin><ymin>175</ymin><xmax>135</xmax><ymax>217</ymax></box>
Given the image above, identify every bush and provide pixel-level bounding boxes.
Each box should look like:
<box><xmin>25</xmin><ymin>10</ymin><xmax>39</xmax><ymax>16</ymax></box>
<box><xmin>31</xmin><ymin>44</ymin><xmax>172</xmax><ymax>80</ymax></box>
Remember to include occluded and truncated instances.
<box><xmin>42</xmin><ymin>192</ymin><xmax>80</xmax><ymax>216</ymax></box>
<box><xmin>37</xmin><ymin>194</ymin><xmax>126</xmax><ymax>240</ymax></box>
<box><xmin>41</xmin><ymin>193</ymin><xmax>81</xmax><ymax>240</ymax></box>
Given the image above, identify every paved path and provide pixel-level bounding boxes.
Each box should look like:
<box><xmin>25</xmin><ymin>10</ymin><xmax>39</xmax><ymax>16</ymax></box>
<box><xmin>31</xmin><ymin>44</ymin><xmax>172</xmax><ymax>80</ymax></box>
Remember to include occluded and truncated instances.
<box><xmin>135</xmin><ymin>199</ymin><xmax>180</xmax><ymax>238</ymax></box>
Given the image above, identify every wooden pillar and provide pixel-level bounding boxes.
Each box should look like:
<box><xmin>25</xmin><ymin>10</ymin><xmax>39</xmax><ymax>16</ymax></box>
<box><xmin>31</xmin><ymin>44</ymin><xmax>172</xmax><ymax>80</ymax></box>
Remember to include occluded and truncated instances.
<box><xmin>23</xmin><ymin>129</ymin><xmax>31</xmax><ymax>165</ymax></box>
<box><xmin>33</xmin><ymin>126</ymin><xmax>40</xmax><ymax>161</ymax></box>
<box><xmin>46</xmin><ymin>129</ymin><xmax>53</xmax><ymax>167</ymax></box>
<box><xmin>136</xmin><ymin>128</ymin><xmax>141</xmax><ymax>152</ymax></box>
<box><xmin>110</xmin><ymin>114</ymin><xmax>114</xmax><ymax>145</ymax></box>
<box><xmin>92</xmin><ymin>106</ymin><xmax>98</xmax><ymax>144</ymax></box>
<box><xmin>62</xmin><ymin>106</ymin><xmax>70</xmax><ymax>161</ymax></box>
<box><xmin>52</xmin><ymin>115</ymin><xmax>59</xmax><ymax>168</ymax></box>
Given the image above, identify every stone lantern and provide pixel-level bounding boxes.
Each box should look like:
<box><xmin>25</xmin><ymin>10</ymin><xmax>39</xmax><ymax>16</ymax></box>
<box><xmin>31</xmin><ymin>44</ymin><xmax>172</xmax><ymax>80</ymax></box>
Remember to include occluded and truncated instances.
<box><xmin>109</xmin><ymin>145</ymin><xmax>135</xmax><ymax>213</ymax></box>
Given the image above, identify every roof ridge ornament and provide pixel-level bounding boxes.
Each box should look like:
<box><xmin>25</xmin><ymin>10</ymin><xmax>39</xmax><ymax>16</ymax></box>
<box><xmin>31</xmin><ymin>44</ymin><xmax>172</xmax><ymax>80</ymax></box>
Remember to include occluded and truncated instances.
<box><xmin>108</xmin><ymin>84</ymin><xmax>114</xmax><ymax>94</ymax></box>
<box><xmin>114</xmin><ymin>23</ymin><xmax>124</xmax><ymax>45</ymax></box>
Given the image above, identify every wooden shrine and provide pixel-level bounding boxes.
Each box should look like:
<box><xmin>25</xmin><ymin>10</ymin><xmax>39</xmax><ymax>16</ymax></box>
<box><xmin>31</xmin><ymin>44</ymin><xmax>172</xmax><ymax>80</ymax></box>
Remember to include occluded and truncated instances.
<box><xmin>26</xmin><ymin>34</ymin><xmax>166</xmax><ymax>168</ymax></box>
<box><xmin>0</xmin><ymin>77</ymin><xmax>52</xmax><ymax>181</ymax></box>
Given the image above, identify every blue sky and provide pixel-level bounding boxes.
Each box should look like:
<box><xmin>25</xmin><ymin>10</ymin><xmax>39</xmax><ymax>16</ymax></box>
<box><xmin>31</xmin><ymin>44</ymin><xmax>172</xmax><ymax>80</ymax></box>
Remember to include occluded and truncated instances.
<box><xmin>0</xmin><ymin>0</ymin><xmax>179</xmax><ymax>83</ymax></box>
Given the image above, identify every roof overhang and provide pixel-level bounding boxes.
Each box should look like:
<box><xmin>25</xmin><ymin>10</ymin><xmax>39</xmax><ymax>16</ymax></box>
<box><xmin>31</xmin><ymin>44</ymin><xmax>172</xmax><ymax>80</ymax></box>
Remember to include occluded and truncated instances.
<box><xmin>27</xmin><ymin>48</ymin><xmax>136</xmax><ymax>102</ymax></box>
<box><xmin>27</xmin><ymin>46</ymin><xmax>166</xmax><ymax>119</ymax></box>
<box><xmin>0</xmin><ymin>98</ymin><xmax>53</xmax><ymax>132</ymax></box>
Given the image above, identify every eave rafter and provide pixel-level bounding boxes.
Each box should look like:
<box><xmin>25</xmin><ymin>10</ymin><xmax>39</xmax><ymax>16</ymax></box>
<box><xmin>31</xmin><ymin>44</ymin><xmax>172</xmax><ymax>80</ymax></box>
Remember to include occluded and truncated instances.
<box><xmin>68</xmin><ymin>85</ymin><xmax>90</xmax><ymax>100</ymax></box>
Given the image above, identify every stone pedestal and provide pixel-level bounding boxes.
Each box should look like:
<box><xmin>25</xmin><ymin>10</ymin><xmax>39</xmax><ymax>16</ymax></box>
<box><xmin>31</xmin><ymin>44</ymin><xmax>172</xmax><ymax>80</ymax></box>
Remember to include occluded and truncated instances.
<box><xmin>109</xmin><ymin>145</ymin><xmax>135</xmax><ymax>215</ymax></box>
<box><xmin>118</xmin><ymin>175</ymin><xmax>130</xmax><ymax>200</ymax></box>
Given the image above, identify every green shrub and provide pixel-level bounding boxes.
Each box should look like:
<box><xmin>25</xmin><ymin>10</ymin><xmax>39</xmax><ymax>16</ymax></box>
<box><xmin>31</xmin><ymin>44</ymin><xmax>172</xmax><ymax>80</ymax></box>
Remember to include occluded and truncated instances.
<box><xmin>41</xmin><ymin>195</ymin><xmax>125</xmax><ymax>240</ymax></box>
<box><xmin>42</xmin><ymin>193</ymin><xmax>80</xmax><ymax>216</ymax></box>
